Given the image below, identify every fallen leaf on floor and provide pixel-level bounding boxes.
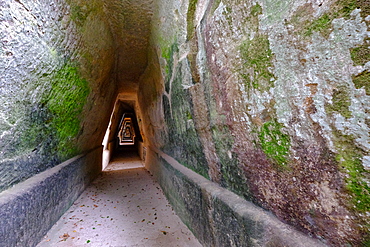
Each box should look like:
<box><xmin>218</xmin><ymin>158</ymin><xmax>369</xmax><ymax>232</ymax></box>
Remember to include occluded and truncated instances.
<box><xmin>59</xmin><ymin>233</ymin><xmax>70</xmax><ymax>241</ymax></box>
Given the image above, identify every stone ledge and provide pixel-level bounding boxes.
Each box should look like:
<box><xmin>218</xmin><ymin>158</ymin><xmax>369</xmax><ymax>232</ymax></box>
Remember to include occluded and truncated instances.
<box><xmin>146</xmin><ymin>145</ymin><xmax>327</xmax><ymax>247</ymax></box>
<box><xmin>0</xmin><ymin>147</ymin><xmax>102</xmax><ymax>247</ymax></box>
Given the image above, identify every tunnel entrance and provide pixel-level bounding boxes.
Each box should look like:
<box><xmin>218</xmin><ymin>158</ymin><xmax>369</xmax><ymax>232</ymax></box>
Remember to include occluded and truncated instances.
<box><xmin>102</xmin><ymin>93</ymin><xmax>144</xmax><ymax>170</ymax></box>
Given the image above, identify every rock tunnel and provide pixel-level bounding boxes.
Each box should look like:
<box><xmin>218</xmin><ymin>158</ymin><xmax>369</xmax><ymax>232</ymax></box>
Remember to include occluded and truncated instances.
<box><xmin>0</xmin><ymin>0</ymin><xmax>369</xmax><ymax>246</ymax></box>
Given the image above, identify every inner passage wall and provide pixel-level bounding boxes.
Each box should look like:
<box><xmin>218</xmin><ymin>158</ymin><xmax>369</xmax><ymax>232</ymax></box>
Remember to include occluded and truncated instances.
<box><xmin>0</xmin><ymin>0</ymin><xmax>117</xmax><ymax>246</ymax></box>
<box><xmin>137</xmin><ymin>0</ymin><xmax>370</xmax><ymax>246</ymax></box>
<box><xmin>0</xmin><ymin>0</ymin><xmax>116</xmax><ymax>192</ymax></box>
<box><xmin>0</xmin><ymin>0</ymin><xmax>369</xmax><ymax>246</ymax></box>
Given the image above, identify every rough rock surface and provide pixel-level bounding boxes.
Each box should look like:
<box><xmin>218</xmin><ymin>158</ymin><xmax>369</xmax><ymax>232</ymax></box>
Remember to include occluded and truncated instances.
<box><xmin>138</xmin><ymin>0</ymin><xmax>370</xmax><ymax>245</ymax></box>
<box><xmin>1</xmin><ymin>0</ymin><xmax>369</xmax><ymax>246</ymax></box>
<box><xmin>0</xmin><ymin>0</ymin><xmax>116</xmax><ymax>192</ymax></box>
<box><xmin>0</xmin><ymin>147</ymin><xmax>102</xmax><ymax>247</ymax></box>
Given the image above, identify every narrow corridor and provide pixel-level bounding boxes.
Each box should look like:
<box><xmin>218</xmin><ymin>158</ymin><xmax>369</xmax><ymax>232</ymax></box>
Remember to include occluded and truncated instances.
<box><xmin>36</xmin><ymin>152</ymin><xmax>202</xmax><ymax>247</ymax></box>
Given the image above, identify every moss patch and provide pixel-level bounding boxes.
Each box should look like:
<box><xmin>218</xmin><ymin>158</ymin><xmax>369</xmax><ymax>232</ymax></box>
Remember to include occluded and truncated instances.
<box><xmin>239</xmin><ymin>35</ymin><xmax>275</xmax><ymax>92</ymax></box>
<box><xmin>163</xmin><ymin>42</ymin><xmax>179</xmax><ymax>92</ymax></box>
<box><xmin>333</xmin><ymin>132</ymin><xmax>370</xmax><ymax>213</ymax></box>
<box><xmin>157</xmin><ymin>33</ymin><xmax>177</xmax><ymax>78</ymax></box>
<box><xmin>186</xmin><ymin>110</ymin><xmax>193</xmax><ymax>120</ymax></box>
<box><xmin>290</xmin><ymin>0</ymin><xmax>364</xmax><ymax>38</ymax></box>
<box><xmin>258</xmin><ymin>120</ymin><xmax>291</xmax><ymax>168</ymax></box>
<box><xmin>304</xmin><ymin>13</ymin><xmax>332</xmax><ymax>37</ymax></box>
<box><xmin>352</xmin><ymin>70</ymin><xmax>370</xmax><ymax>95</ymax></box>
<box><xmin>237</xmin><ymin>3</ymin><xmax>275</xmax><ymax>93</ymax></box>
<box><xmin>6</xmin><ymin>101</ymin><xmax>54</xmax><ymax>159</ymax></box>
<box><xmin>250</xmin><ymin>3</ymin><xmax>262</xmax><ymax>16</ymax></box>
<box><xmin>351</xmin><ymin>38</ymin><xmax>370</xmax><ymax>66</ymax></box>
<box><xmin>354</xmin><ymin>0</ymin><xmax>370</xmax><ymax>19</ymax></box>
<box><xmin>70</xmin><ymin>5</ymin><xmax>89</xmax><ymax>25</ymax></box>
<box><xmin>187</xmin><ymin>0</ymin><xmax>198</xmax><ymax>40</ymax></box>
<box><xmin>326</xmin><ymin>85</ymin><xmax>352</xmax><ymax>118</ymax></box>
<box><xmin>45</xmin><ymin>63</ymin><xmax>90</xmax><ymax>160</ymax></box>
<box><xmin>362</xmin><ymin>237</ymin><xmax>370</xmax><ymax>247</ymax></box>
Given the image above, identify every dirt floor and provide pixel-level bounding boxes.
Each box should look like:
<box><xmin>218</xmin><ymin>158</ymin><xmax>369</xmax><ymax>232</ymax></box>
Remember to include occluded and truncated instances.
<box><xmin>37</xmin><ymin>151</ymin><xmax>202</xmax><ymax>247</ymax></box>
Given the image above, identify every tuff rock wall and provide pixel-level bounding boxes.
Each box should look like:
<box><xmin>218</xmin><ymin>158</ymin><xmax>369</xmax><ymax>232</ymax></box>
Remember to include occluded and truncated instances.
<box><xmin>138</xmin><ymin>0</ymin><xmax>370</xmax><ymax>245</ymax></box>
<box><xmin>1</xmin><ymin>0</ymin><xmax>369</xmax><ymax>246</ymax></box>
<box><xmin>0</xmin><ymin>0</ymin><xmax>116</xmax><ymax>192</ymax></box>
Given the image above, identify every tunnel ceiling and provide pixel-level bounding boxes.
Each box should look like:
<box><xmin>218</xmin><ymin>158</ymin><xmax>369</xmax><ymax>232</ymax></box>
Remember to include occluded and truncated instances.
<box><xmin>104</xmin><ymin>0</ymin><xmax>153</xmax><ymax>90</ymax></box>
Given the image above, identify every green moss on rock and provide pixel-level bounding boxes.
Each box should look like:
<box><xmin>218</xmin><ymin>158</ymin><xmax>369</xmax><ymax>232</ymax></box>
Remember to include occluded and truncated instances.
<box><xmin>186</xmin><ymin>111</ymin><xmax>193</xmax><ymax>120</ymax></box>
<box><xmin>326</xmin><ymin>85</ymin><xmax>352</xmax><ymax>119</ymax></box>
<box><xmin>187</xmin><ymin>0</ymin><xmax>198</xmax><ymax>40</ymax></box>
<box><xmin>45</xmin><ymin>63</ymin><xmax>90</xmax><ymax>160</ymax></box>
<box><xmin>250</xmin><ymin>3</ymin><xmax>262</xmax><ymax>16</ymax></box>
<box><xmin>351</xmin><ymin>40</ymin><xmax>370</xmax><ymax>66</ymax></box>
<box><xmin>163</xmin><ymin>42</ymin><xmax>178</xmax><ymax>92</ymax></box>
<box><xmin>333</xmin><ymin>132</ymin><xmax>370</xmax><ymax>213</ymax></box>
<box><xmin>258</xmin><ymin>120</ymin><xmax>291</xmax><ymax>168</ymax></box>
<box><xmin>356</xmin><ymin>0</ymin><xmax>370</xmax><ymax>18</ymax></box>
<box><xmin>303</xmin><ymin>0</ymin><xmax>360</xmax><ymax>37</ymax></box>
<box><xmin>239</xmin><ymin>35</ymin><xmax>275</xmax><ymax>92</ymax></box>
<box><xmin>352</xmin><ymin>70</ymin><xmax>370</xmax><ymax>95</ymax></box>
<box><xmin>304</xmin><ymin>13</ymin><xmax>332</xmax><ymax>37</ymax></box>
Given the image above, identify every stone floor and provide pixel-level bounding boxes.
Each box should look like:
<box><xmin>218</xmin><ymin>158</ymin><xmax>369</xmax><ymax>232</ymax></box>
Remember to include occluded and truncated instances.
<box><xmin>37</xmin><ymin>151</ymin><xmax>202</xmax><ymax>247</ymax></box>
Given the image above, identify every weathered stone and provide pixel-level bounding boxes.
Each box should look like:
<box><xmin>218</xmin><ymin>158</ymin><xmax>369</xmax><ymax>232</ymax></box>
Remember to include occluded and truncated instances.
<box><xmin>1</xmin><ymin>0</ymin><xmax>369</xmax><ymax>246</ymax></box>
<box><xmin>0</xmin><ymin>147</ymin><xmax>102</xmax><ymax>247</ymax></box>
<box><xmin>138</xmin><ymin>0</ymin><xmax>370</xmax><ymax>245</ymax></box>
<box><xmin>145</xmin><ymin>146</ymin><xmax>326</xmax><ymax>247</ymax></box>
<box><xmin>0</xmin><ymin>0</ymin><xmax>116</xmax><ymax>192</ymax></box>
